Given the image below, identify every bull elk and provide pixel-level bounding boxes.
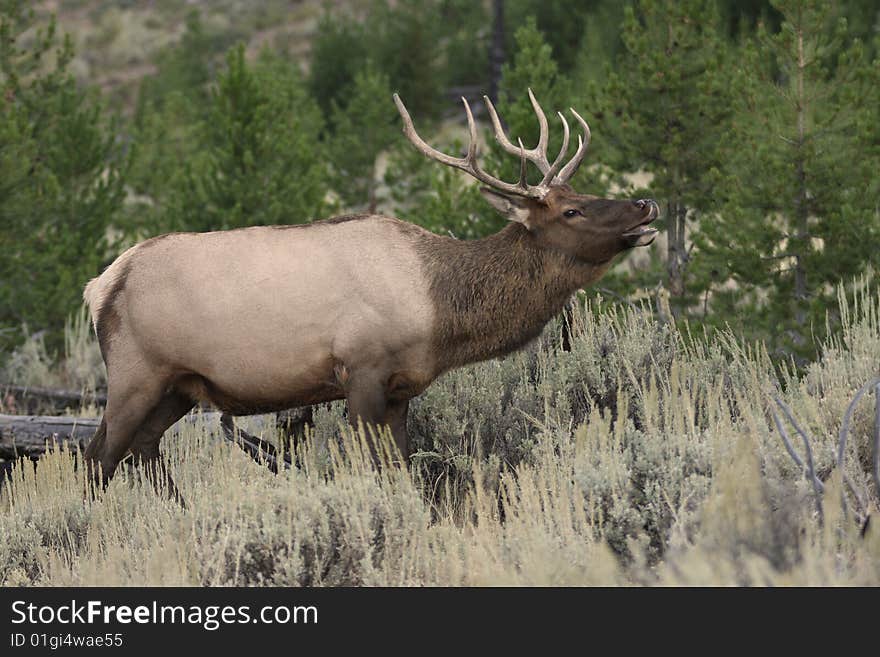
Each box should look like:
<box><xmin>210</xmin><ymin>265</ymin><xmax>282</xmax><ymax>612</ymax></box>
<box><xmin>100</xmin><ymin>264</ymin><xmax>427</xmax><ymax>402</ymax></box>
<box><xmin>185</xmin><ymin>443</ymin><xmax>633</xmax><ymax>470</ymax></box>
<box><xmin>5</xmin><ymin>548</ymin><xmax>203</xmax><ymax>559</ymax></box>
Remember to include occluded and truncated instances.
<box><xmin>82</xmin><ymin>90</ymin><xmax>658</xmax><ymax>495</ymax></box>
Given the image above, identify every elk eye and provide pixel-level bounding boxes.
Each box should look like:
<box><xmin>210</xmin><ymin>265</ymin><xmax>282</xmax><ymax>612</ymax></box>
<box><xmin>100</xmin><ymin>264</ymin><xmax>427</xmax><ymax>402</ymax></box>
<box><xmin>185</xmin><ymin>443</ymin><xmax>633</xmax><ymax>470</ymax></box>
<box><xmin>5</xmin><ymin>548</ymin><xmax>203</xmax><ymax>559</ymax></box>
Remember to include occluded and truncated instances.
<box><xmin>563</xmin><ymin>209</ymin><xmax>582</xmax><ymax>218</ymax></box>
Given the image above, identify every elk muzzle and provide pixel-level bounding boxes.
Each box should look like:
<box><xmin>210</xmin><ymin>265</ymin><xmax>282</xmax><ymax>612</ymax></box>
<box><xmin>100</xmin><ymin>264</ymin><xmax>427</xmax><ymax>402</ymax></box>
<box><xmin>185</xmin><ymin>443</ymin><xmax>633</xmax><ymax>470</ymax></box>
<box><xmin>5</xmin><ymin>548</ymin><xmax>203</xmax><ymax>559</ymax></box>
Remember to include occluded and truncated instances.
<box><xmin>622</xmin><ymin>199</ymin><xmax>659</xmax><ymax>247</ymax></box>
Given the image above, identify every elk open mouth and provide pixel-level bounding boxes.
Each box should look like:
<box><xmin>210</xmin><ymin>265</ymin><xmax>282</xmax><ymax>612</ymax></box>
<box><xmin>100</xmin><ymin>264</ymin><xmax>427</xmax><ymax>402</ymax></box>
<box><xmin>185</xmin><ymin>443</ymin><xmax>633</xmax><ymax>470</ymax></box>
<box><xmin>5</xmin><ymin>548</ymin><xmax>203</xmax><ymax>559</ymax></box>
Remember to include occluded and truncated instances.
<box><xmin>622</xmin><ymin>202</ymin><xmax>659</xmax><ymax>247</ymax></box>
<box><xmin>622</xmin><ymin>225</ymin><xmax>658</xmax><ymax>246</ymax></box>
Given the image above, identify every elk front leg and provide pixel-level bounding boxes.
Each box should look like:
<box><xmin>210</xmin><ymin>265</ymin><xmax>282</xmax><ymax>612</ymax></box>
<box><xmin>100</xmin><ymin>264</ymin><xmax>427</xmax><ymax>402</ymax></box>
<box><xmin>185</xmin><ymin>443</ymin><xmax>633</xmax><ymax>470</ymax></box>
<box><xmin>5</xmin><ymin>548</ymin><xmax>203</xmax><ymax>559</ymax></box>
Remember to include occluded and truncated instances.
<box><xmin>385</xmin><ymin>398</ymin><xmax>410</xmax><ymax>463</ymax></box>
<box><xmin>345</xmin><ymin>377</ymin><xmax>386</xmax><ymax>464</ymax></box>
<box><xmin>345</xmin><ymin>377</ymin><xmax>410</xmax><ymax>466</ymax></box>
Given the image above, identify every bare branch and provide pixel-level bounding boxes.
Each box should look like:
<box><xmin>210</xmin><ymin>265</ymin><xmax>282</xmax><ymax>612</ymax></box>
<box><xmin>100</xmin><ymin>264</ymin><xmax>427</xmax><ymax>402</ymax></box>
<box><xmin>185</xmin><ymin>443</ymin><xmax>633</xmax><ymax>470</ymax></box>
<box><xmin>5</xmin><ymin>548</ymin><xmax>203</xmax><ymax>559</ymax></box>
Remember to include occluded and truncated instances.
<box><xmin>837</xmin><ymin>376</ymin><xmax>880</xmax><ymax>468</ymax></box>
<box><xmin>770</xmin><ymin>396</ymin><xmax>825</xmax><ymax>526</ymax></box>
<box><xmin>770</xmin><ymin>400</ymin><xmax>825</xmax><ymax>495</ymax></box>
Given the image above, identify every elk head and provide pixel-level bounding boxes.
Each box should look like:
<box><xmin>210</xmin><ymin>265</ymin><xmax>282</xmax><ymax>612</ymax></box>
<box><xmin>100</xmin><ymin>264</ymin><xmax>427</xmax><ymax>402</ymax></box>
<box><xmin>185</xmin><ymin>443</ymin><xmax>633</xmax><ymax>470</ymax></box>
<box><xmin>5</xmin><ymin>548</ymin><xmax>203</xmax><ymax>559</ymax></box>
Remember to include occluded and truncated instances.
<box><xmin>393</xmin><ymin>90</ymin><xmax>659</xmax><ymax>266</ymax></box>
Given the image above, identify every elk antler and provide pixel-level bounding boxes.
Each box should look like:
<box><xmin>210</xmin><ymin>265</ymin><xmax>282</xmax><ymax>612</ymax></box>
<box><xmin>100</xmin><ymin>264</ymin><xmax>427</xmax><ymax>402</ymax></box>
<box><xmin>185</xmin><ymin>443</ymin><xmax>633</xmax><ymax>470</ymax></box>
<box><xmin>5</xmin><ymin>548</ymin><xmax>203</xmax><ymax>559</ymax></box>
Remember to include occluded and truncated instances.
<box><xmin>393</xmin><ymin>90</ymin><xmax>591</xmax><ymax>199</ymax></box>
<box><xmin>483</xmin><ymin>88</ymin><xmax>591</xmax><ymax>186</ymax></box>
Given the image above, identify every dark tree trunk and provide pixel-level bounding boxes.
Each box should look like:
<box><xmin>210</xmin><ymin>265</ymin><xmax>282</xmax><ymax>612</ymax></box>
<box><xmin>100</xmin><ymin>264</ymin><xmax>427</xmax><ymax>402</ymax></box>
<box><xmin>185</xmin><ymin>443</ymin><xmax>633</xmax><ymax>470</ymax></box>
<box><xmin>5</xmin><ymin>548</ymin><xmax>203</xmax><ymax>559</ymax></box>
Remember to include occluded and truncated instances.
<box><xmin>791</xmin><ymin>26</ymin><xmax>809</xmax><ymax>347</ymax></box>
<box><xmin>666</xmin><ymin>199</ymin><xmax>688</xmax><ymax>310</ymax></box>
<box><xmin>489</xmin><ymin>0</ymin><xmax>505</xmax><ymax>105</ymax></box>
<box><xmin>558</xmin><ymin>300</ymin><xmax>574</xmax><ymax>352</ymax></box>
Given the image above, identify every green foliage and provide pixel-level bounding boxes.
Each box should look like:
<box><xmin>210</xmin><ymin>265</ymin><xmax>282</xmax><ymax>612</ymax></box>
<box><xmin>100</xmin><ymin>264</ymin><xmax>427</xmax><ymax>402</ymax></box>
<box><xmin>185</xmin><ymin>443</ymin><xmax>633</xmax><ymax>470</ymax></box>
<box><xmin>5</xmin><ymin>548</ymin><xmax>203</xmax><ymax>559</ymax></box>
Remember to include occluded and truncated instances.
<box><xmin>438</xmin><ymin>0</ymin><xmax>490</xmax><ymax>86</ymax></box>
<box><xmin>165</xmin><ymin>46</ymin><xmax>329</xmax><ymax>231</ymax></box>
<box><xmin>327</xmin><ymin>64</ymin><xmax>396</xmax><ymax>211</ymax></box>
<box><xmin>134</xmin><ymin>10</ymin><xmax>216</xmax><ymax>116</ymax></box>
<box><xmin>0</xmin><ymin>1</ymin><xmax>125</xmax><ymax>352</ymax></box>
<box><xmin>129</xmin><ymin>11</ymin><xmax>230</xmax><ymax>195</ymax></box>
<box><xmin>309</xmin><ymin>1</ymin><xmax>445</xmax><ymax>121</ymax></box>
<box><xmin>598</xmin><ymin>0</ymin><xmax>734</xmax><ymax>309</ymax></box>
<box><xmin>507</xmin><ymin>0</ymin><xmax>624</xmax><ymax>73</ymax></box>
<box><xmin>385</xmin><ymin>140</ymin><xmax>503</xmax><ymax>239</ymax></box>
<box><xmin>365</xmin><ymin>0</ymin><xmax>444</xmax><ymax>118</ymax></box>
<box><xmin>694</xmin><ymin>0</ymin><xmax>880</xmax><ymax>360</ymax></box>
<box><xmin>307</xmin><ymin>10</ymin><xmax>367</xmax><ymax>118</ymax></box>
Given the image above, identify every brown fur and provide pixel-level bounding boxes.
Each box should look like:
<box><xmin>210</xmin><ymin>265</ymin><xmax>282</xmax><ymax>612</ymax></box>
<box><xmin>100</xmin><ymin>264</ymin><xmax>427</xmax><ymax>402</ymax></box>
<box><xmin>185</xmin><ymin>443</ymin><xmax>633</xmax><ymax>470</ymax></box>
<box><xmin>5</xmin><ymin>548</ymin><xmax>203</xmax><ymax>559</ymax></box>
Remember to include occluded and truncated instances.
<box><xmin>413</xmin><ymin>222</ymin><xmax>601</xmax><ymax>373</ymax></box>
<box><xmin>93</xmin><ymin>263</ymin><xmax>129</xmax><ymax>360</ymax></box>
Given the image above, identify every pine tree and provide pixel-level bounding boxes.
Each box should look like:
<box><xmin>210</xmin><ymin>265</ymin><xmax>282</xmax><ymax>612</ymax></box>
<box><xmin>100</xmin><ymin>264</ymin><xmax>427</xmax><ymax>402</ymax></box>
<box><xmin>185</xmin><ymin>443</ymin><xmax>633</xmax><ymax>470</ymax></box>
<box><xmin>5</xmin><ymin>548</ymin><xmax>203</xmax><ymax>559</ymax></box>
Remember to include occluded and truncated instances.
<box><xmin>166</xmin><ymin>46</ymin><xmax>330</xmax><ymax>232</ymax></box>
<box><xmin>128</xmin><ymin>11</ymin><xmax>223</xmax><ymax>231</ymax></box>
<box><xmin>598</xmin><ymin>0</ymin><xmax>734</xmax><ymax>312</ymax></box>
<box><xmin>506</xmin><ymin>0</ymin><xmax>619</xmax><ymax>73</ymax></box>
<box><xmin>694</xmin><ymin>0</ymin><xmax>880</xmax><ymax>360</ymax></box>
<box><xmin>491</xmin><ymin>18</ymin><xmax>572</xmax><ymax>186</ymax></box>
<box><xmin>308</xmin><ymin>11</ymin><xmax>367</xmax><ymax>118</ymax></box>
<box><xmin>368</xmin><ymin>0</ymin><xmax>444</xmax><ymax>119</ymax></box>
<box><xmin>327</xmin><ymin>64</ymin><xmax>397</xmax><ymax>212</ymax></box>
<box><xmin>0</xmin><ymin>1</ymin><xmax>125</xmax><ymax>351</ymax></box>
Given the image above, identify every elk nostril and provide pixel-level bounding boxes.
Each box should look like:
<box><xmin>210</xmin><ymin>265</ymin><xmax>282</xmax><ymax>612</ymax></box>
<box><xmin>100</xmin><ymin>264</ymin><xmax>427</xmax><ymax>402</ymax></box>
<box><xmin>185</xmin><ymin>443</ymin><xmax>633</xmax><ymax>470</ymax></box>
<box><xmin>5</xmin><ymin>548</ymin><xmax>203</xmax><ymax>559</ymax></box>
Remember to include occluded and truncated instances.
<box><xmin>635</xmin><ymin>199</ymin><xmax>658</xmax><ymax>215</ymax></box>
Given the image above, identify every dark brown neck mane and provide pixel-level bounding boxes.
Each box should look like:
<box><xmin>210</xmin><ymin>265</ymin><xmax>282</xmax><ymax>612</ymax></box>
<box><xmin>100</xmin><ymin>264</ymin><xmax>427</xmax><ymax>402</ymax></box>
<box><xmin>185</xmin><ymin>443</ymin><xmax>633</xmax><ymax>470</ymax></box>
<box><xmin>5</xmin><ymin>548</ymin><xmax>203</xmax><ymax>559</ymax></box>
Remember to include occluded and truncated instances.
<box><xmin>415</xmin><ymin>222</ymin><xmax>603</xmax><ymax>373</ymax></box>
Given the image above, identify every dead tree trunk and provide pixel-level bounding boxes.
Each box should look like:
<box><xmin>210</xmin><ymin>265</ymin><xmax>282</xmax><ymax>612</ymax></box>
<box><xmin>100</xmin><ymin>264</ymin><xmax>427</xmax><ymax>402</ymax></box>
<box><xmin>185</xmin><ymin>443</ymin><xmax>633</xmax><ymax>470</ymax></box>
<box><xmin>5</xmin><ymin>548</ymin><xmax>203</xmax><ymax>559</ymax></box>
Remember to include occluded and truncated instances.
<box><xmin>790</xmin><ymin>25</ymin><xmax>810</xmax><ymax>349</ymax></box>
<box><xmin>489</xmin><ymin>0</ymin><xmax>505</xmax><ymax>105</ymax></box>
<box><xmin>0</xmin><ymin>414</ymin><xmax>100</xmax><ymax>459</ymax></box>
<box><xmin>666</xmin><ymin>198</ymin><xmax>688</xmax><ymax>310</ymax></box>
<box><xmin>0</xmin><ymin>384</ymin><xmax>107</xmax><ymax>415</ymax></box>
<box><xmin>0</xmin><ymin>408</ymin><xmax>312</xmax><ymax>461</ymax></box>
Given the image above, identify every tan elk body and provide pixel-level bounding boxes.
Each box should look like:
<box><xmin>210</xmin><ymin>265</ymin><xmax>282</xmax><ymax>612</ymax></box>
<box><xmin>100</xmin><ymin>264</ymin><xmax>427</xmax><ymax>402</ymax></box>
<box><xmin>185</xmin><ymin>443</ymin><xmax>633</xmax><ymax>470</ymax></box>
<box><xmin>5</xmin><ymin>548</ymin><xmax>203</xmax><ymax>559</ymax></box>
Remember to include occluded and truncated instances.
<box><xmin>83</xmin><ymin>91</ymin><xmax>658</xmax><ymax>492</ymax></box>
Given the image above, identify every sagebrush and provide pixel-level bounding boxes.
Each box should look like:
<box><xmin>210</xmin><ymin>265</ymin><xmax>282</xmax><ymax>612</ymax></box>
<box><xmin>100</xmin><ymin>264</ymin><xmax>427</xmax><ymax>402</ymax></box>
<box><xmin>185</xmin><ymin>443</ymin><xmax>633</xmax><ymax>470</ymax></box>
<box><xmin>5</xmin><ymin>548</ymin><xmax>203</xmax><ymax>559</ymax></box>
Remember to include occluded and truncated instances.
<box><xmin>1</xmin><ymin>280</ymin><xmax>878</xmax><ymax>585</ymax></box>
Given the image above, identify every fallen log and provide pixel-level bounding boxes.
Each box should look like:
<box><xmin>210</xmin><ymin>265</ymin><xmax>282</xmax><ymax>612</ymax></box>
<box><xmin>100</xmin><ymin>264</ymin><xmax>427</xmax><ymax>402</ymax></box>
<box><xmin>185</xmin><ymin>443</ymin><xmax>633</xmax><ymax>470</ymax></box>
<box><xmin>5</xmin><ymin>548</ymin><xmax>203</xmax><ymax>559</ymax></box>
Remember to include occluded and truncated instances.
<box><xmin>0</xmin><ymin>409</ymin><xmax>306</xmax><ymax>460</ymax></box>
<box><xmin>0</xmin><ymin>383</ymin><xmax>107</xmax><ymax>415</ymax></box>
<box><xmin>0</xmin><ymin>414</ymin><xmax>100</xmax><ymax>459</ymax></box>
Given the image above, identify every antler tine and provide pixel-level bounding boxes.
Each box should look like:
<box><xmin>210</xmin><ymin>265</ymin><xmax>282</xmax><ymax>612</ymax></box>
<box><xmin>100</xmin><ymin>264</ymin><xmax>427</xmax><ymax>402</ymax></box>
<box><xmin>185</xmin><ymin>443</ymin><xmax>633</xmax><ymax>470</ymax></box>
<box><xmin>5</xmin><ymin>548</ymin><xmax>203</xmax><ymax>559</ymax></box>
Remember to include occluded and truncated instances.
<box><xmin>527</xmin><ymin>88</ymin><xmax>550</xmax><ymax>168</ymax></box>
<box><xmin>393</xmin><ymin>92</ymin><xmax>546</xmax><ymax>199</ymax></box>
<box><xmin>554</xmin><ymin>108</ymin><xmax>591</xmax><ymax>184</ymax></box>
<box><xmin>482</xmin><ymin>91</ymin><xmax>553</xmax><ymax>175</ymax></box>
<box><xmin>517</xmin><ymin>138</ymin><xmax>528</xmax><ymax>190</ymax></box>
<box><xmin>771</xmin><ymin>397</ymin><xmax>825</xmax><ymax>523</ymax></box>
<box><xmin>394</xmin><ymin>93</ymin><xmax>466</xmax><ymax>169</ymax></box>
<box><xmin>540</xmin><ymin>111</ymin><xmax>570</xmax><ymax>186</ymax></box>
<box><xmin>837</xmin><ymin>376</ymin><xmax>880</xmax><ymax>468</ymax></box>
<box><xmin>461</xmin><ymin>96</ymin><xmax>479</xmax><ymax>162</ymax></box>
<box><xmin>483</xmin><ymin>95</ymin><xmax>519</xmax><ymax>156</ymax></box>
<box><xmin>771</xmin><ymin>398</ymin><xmax>825</xmax><ymax>496</ymax></box>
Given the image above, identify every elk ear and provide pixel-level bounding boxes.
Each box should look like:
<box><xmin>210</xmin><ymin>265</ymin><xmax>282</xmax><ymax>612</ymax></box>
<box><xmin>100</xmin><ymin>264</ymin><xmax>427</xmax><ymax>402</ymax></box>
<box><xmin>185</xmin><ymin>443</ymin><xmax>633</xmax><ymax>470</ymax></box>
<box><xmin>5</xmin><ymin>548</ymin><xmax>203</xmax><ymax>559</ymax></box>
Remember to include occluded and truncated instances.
<box><xmin>479</xmin><ymin>188</ymin><xmax>533</xmax><ymax>226</ymax></box>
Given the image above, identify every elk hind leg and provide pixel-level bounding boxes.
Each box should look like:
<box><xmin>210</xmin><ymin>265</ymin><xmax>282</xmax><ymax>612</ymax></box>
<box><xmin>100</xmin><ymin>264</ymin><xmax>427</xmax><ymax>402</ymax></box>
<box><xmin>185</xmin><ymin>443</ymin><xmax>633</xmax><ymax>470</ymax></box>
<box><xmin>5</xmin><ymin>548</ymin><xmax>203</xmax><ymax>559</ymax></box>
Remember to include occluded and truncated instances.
<box><xmin>84</xmin><ymin>374</ymin><xmax>167</xmax><ymax>489</ymax></box>
<box><xmin>127</xmin><ymin>390</ymin><xmax>195</xmax><ymax>503</ymax></box>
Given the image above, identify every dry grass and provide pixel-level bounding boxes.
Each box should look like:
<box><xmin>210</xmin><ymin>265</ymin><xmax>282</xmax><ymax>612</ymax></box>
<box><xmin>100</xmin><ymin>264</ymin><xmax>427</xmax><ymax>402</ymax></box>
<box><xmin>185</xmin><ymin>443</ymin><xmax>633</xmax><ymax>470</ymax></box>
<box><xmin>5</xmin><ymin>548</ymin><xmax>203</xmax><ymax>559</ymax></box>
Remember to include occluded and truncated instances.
<box><xmin>1</xmin><ymin>279</ymin><xmax>879</xmax><ymax>586</ymax></box>
<box><xmin>2</xmin><ymin>307</ymin><xmax>104</xmax><ymax>394</ymax></box>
